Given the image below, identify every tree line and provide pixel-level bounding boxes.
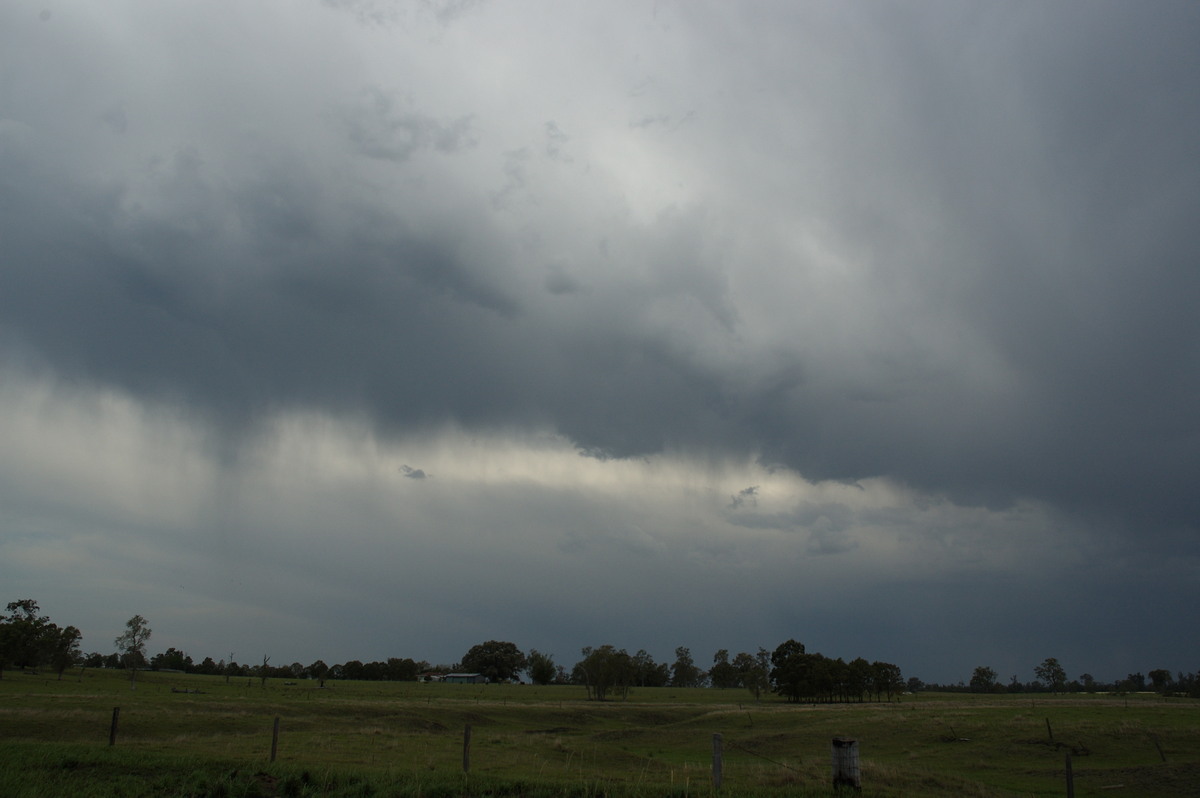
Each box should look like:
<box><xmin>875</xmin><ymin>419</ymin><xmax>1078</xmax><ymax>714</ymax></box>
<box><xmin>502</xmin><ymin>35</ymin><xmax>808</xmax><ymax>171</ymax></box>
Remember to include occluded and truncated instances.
<box><xmin>926</xmin><ymin>657</ymin><xmax>1200</xmax><ymax>698</ymax></box>
<box><xmin>5</xmin><ymin>599</ymin><xmax>1197</xmax><ymax>701</ymax></box>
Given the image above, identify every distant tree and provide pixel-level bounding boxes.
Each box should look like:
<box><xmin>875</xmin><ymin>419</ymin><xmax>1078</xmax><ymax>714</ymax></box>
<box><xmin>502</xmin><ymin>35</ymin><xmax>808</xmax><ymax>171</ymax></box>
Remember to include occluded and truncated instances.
<box><xmin>573</xmin><ymin>645</ymin><xmax>633</xmax><ymax>701</ymax></box>
<box><xmin>970</xmin><ymin>666</ymin><xmax>998</xmax><ymax>693</ymax></box>
<box><xmin>526</xmin><ymin>649</ymin><xmax>557</xmax><ymax>685</ymax></box>
<box><xmin>872</xmin><ymin>661</ymin><xmax>904</xmax><ymax>701</ymax></box>
<box><xmin>730</xmin><ymin>648</ymin><xmax>771</xmax><ymax>700</ymax></box>
<box><xmin>1122</xmin><ymin>672</ymin><xmax>1146</xmax><ymax>692</ymax></box>
<box><xmin>47</xmin><ymin>625</ymin><xmax>82</xmax><ymax>680</ymax></box>
<box><xmin>114</xmin><ymin>615</ymin><xmax>152</xmax><ymax>689</ymax></box>
<box><xmin>461</xmin><ymin>640</ymin><xmax>527</xmax><ymax>683</ymax></box>
<box><xmin>630</xmin><ymin>649</ymin><xmax>669</xmax><ymax>687</ymax></box>
<box><xmin>846</xmin><ymin>657</ymin><xmax>873</xmax><ymax>701</ymax></box>
<box><xmin>308</xmin><ymin>660</ymin><xmax>329</xmax><ymax>686</ymax></box>
<box><xmin>151</xmin><ymin>647</ymin><xmax>192</xmax><ymax>672</ymax></box>
<box><xmin>196</xmin><ymin>656</ymin><xmax>219</xmax><ymax>676</ymax></box>
<box><xmin>1079</xmin><ymin>673</ymin><xmax>1096</xmax><ymax>693</ymax></box>
<box><xmin>258</xmin><ymin>655</ymin><xmax>271</xmax><ymax>687</ymax></box>
<box><xmin>769</xmin><ymin>639</ymin><xmax>811</xmax><ymax>703</ymax></box>
<box><xmin>709</xmin><ymin>649</ymin><xmax>739</xmax><ymax>689</ymax></box>
<box><xmin>670</xmin><ymin>646</ymin><xmax>704</xmax><ymax>688</ymax></box>
<box><xmin>906</xmin><ymin>676</ymin><xmax>924</xmax><ymax>693</ymax></box>
<box><xmin>385</xmin><ymin>657</ymin><xmax>421</xmax><ymax>682</ymax></box>
<box><xmin>1148</xmin><ymin>669</ymin><xmax>1172</xmax><ymax>694</ymax></box>
<box><xmin>1034</xmin><ymin>658</ymin><xmax>1067</xmax><ymax>694</ymax></box>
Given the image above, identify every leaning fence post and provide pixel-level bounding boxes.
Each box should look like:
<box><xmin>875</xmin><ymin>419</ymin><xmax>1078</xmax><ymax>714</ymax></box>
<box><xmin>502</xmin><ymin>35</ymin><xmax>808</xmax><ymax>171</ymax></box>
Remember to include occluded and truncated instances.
<box><xmin>270</xmin><ymin>716</ymin><xmax>280</xmax><ymax>762</ymax></box>
<box><xmin>463</xmin><ymin>723</ymin><xmax>472</xmax><ymax>773</ymax></box>
<box><xmin>712</xmin><ymin>733</ymin><xmax>723</xmax><ymax>790</ymax></box>
<box><xmin>831</xmin><ymin>737</ymin><xmax>861</xmax><ymax>791</ymax></box>
<box><xmin>109</xmin><ymin>707</ymin><xmax>120</xmax><ymax>746</ymax></box>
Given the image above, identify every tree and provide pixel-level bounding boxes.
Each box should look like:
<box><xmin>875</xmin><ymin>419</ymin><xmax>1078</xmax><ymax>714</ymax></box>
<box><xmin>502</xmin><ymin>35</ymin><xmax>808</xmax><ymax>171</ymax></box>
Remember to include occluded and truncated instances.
<box><xmin>47</xmin><ymin>625</ymin><xmax>82</xmax><ymax>680</ymax></box>
<box><xmin>526</xmin><ymin>649</ymin><xmax>557</xmax><ymax>685</ymax></box>
<box><xmin>871</xmin><ymin>661</ymin><xmax>904</xmax><ymax>701</ymax></box>
<box><xmin>730</xmin><ymin>648</ymin><xmax>771</xmax><ymax>700</ymax></box>
<box><xmin>709</xmin><ymin>649</ymin><xmax>739</xmax><ymax>689</ymax></box>
<box><xmin>114</xmin><ymin>614</ymin><xmax>152</xmax><ymax>689</ymax></box>
<box><xmin>846</xmin><ymin>657</ymin><xmax>873</xmax><ymax>701</ymax></box>
<box><xmin>258</xmin><ymin>655</ymin><xmax>271</xmax><ymax>687</ymax></box>
<box><xmin>150</xmin><ymin>647</ymin><xmax>192</xmax><ymax>672</ymax></box>
<box><xmin>385</xmin><ymin>657</ymin><xmax>422</xmax><ymax>682</ymax></box>
<box><xmin>769</xmin><ymin>639</ymin><xmax>811</xmax><ymax>703</ymax></box>
<box><xmin>1122</xmin><ymin>672</ymin><xmax>1146</xmax><ymax>692</ymax></box>
<box><xmin>2</xmin><ymin>599</ymin><xmax>54</xmax><ymax>677</ymax></box>
<box><xmin>460</xmin><ymin>640</ymin><xmax>527</xmax><ymax>683</ymax></box>
<box><xmin>970</xmin><ymin>666</ymin><xmax>998</xmax><ymax>693</ymax></box>
<box><xmin>670</xmin><ymin>646</ymin><xmax>703</xmax><ymax>688</ymax></box>
<box><xmin>307</xmin><ymin>660</ymin><xmax>329</xmax><ymax>687</ymax></box>
<box><xmin>573</xmin><ymin>645</ymin><xmax>633</xmax><ymax>701</ymax></box>
<box><xmin>1034</xmin><ymin>657</ymin><xmax>1067</xmax><ymax>694</ymax></box>
<box><xmin>630</xmin><ymin>649</ymin><xmax>669</xmax><ymax>687</ymax></box>
<box><xmin>1148</xmin><ymin>669</ymin><xmax>1172</xmax><ymax>694</ymax></box>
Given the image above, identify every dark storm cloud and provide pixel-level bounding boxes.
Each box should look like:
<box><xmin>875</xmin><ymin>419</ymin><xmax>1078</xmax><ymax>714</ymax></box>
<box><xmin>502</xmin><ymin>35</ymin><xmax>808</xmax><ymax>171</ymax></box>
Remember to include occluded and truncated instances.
<box><xmin>1</xmin><ymin>0</ymin><xmax>1198</xmax><ymax>547</ymax></box>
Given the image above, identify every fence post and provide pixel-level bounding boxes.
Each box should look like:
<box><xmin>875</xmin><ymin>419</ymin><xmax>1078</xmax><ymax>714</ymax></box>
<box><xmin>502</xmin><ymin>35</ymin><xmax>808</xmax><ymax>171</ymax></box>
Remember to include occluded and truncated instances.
<box><xmin>1151</xmin><ymin>733</ymin><xmax>1167</xmax><ymax>762</ymax></box>
<box><xmin>712</xmin><ymin>733</ymin><xmax>723</xmax><ymax>790</ymax></box>
<box><xmin>463</xmin><ymin>723</ymin><xmax>472</xmax><ymax>773</ymax></box>
<box><xmin>270</xmin><ymin>716</ymin><xmax>280</xmax><ymax>762</ymax></box>
<box><xmin>831</xmin><ymin>737</ymin><xmax>861</xmax><ymax>791</ymax></box>
<box><xmin>109</xmin><ymin>707</ymin><xmax>120</xmax><ymax>746</ymax></box>
<box><xmin>1065</xmin><ymin>752</ymin><xmax>1075</xmax><ymax>798</ymax></box>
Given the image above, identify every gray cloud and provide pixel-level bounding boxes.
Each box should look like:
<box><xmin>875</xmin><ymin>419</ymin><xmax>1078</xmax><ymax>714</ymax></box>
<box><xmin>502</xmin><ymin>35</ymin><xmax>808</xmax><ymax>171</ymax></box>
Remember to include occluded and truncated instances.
<box><xmin>1</xmin><ymin>0</ymin><xmax>1197</xmax><ymax>681</ymax></box>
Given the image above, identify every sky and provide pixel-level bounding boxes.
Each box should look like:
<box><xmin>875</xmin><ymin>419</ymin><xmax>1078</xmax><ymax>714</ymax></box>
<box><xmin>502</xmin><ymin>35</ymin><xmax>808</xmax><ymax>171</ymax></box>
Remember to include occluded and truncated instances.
<box><xmin>2</xmin><ymin>0</ymin><xmax>1198</xmax><ymax>686</ymax></box>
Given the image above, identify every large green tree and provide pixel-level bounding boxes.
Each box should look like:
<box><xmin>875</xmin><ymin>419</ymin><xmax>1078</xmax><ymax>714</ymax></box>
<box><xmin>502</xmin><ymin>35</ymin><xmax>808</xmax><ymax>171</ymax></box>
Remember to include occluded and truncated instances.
<box><xmin>526</xmin><ymin>649</ymin><xmax>558</xmax><ymax>685</ymax></box>
<box><xmin>573</xmin><ymin>645</ymin><xmax>633</xmax><ymax>701</ymax></box>
<box><xmin>460</xmin><ymin>640</ymin><xmax>527</xmax><ymax>683</ymax></box>
<box><xmin>769</xmin><ymin>639</ymin><xmax>812</xmax><ymax>703</ymax></box>
<box><xmin>1</xmin><ymin>599</ymin><xmax>54</xmax><ymax>677</ymax></box>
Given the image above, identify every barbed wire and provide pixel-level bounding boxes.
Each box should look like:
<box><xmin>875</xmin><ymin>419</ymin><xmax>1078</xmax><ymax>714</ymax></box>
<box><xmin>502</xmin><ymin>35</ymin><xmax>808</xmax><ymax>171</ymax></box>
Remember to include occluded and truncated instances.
<box><xmin>724</xmin><ymin>739</ymin><xmax>803</xmax><ymax>773</ymax></box>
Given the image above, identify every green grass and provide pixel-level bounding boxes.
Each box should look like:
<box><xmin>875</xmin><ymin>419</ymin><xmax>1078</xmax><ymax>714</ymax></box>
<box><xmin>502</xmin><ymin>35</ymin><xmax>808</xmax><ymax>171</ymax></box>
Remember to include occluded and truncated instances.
<box><xmin>2</xmin><ymin>670</ymin><xmax>1198</xmax><ymax>796</ymax></box>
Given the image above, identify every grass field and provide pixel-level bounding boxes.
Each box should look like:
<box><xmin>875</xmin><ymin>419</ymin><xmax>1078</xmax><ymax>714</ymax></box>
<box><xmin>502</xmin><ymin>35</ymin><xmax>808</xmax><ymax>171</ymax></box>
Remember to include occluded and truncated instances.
<box><xmin>2</xmin><ymin>669</ymin><xmax>1197</xmax><ymax>797</ymax></box>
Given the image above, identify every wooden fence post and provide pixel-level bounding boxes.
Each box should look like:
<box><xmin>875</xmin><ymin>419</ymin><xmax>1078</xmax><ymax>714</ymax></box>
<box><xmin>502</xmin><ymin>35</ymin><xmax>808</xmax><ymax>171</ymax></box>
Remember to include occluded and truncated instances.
<box><xmin>108</xmin><ymin>707</ymin><xmax>120</xmax><ymax>746</ymax></box>
<box><xmin>270</xmin><ymin>716</ymin><xmax>280</xmax><ymax>762</ymax></box>
<box><xmin>1065</xmin><ymin>752</ymin><xmax>1075</xmax><ymax>798</ymax></box>
<box><xmin>462</xmin><ymin>723</ymin><xmax>472</xmax><ymax>773</ymax></box>
<box><xmin>712</xmin><ymin>733</ymin><xmax>723</xmax><ymax>790</ymax></box>
<box><xmin>831</xmin><ymin>737</ymin><xmax>861</xmax><ymax>791</ymax></box>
